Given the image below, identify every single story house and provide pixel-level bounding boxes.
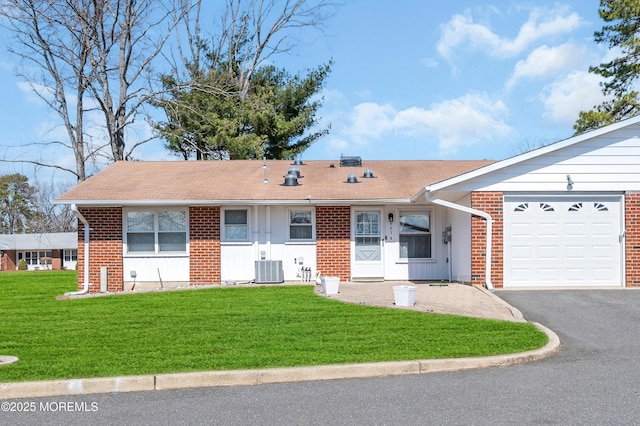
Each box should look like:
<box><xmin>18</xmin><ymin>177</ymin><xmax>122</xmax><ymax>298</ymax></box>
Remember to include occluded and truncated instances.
<box><xmin>0</xmin><ymin>232</ymin><xmax>78</xmax><ymax>271</ymax></box>
<box><xmin>55</xmin><ymin>116</ymin><xmax>640</xmax><ymax>293</ymax></box>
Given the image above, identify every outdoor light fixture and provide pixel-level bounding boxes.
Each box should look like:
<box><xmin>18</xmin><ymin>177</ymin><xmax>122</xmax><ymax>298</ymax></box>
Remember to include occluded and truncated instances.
<box><xmin>388</xmin><ymin>213</ymin><xmax>394</xmax><ymax>223</ymax></box>
<box><xmin>566</xmin><ymin>174</ymin><xmax>574</xmax><ymax>190</ymax></box>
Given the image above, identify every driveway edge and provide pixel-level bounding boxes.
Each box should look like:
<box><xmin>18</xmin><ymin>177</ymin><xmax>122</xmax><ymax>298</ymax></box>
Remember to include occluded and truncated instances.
<box><xmin>0</xmin><ymin>323</ymin><xmax>559</xmax><ymax>400</ymax></box>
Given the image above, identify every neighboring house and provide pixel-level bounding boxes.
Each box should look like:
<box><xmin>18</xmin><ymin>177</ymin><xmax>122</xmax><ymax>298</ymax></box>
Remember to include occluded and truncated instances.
<box><xmin>55</xmin><ymin>116</ymin><xmax>640</xmax><ymax>293</ymax></box>
<box><xmin>0</xmin><ymin>232</ymin><xmax>78</xmax><ymax>271</ymax></box>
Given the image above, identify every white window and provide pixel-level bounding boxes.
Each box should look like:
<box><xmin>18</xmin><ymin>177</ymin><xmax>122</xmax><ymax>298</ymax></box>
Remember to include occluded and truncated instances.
<box><xmin>399</xmin><ymin>210</ymin><xmax>432</xmax><ymax>259</ymax></box>
<box><xmin>18</xmin><ymin>251</ymin><xmax>52</xmax><ymax>265</ymax></box>
<box><xmin>289</xmin><ymin>209</ymin><xmax>314</xmax><ymax>240</ymax></box>
<box><xmin>64</xmin><ymin>249</ymin><xmax>78</xmax><ymax>262</ymax></box>
<box><xmin>125</xmin><ymin>209</ymin><xmax>187</xmax><ymax>253</ymax></box>
<box><xmin>223</xmin><ymin>209</ymin><xmax>248</xmax><ymax>241</ymax></box>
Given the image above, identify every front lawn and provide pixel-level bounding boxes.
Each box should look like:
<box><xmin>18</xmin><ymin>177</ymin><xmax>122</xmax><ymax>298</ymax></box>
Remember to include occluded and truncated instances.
<box><xmin>0</xmin><ymin>271</ymin><xmax>546</xmax><ymax>382</ymax></box>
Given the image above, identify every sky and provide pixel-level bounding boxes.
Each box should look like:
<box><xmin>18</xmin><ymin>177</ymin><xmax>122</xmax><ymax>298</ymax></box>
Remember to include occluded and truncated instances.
<box><xmin>0</xmin><ymin>0</ymin><xmax>609</xmax><ymax>185</ymax></box>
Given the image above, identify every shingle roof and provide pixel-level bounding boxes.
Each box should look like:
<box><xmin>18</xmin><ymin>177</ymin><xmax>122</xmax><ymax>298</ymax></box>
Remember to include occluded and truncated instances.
<box><xmin>55</xmin><ymin>160</ymin><xmax>495</xmax><ymax>205</ymax></box>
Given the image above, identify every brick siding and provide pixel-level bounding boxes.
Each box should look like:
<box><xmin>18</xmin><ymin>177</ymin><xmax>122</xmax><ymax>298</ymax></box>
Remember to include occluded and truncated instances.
<box><xmin>625</xmin><ymin>192</ymin><xmax>640</xmax><ymax>287</ymax></box>
<box><xmin>2</xmin><ymin>251</ymin><xmax>16</xmax><ymax>271</ymax></box>
<box><xmin>470</xmin><ymin>192</ymin><xmax>504</xmax><ymax>288</ymax></box>
<box><xmin>78</xmin><ymin>207</ymin><xmax>123</xmax><ymax>292</ymax></box>
<box><xmin>189</xmin><ymin>206</ymin><xmax>221</xmax><ymax>285</ymax></box>
<box><xmin>316</xmin><ymin>206</ymin><xmax>351</xmax><ymax>281</ymax></box>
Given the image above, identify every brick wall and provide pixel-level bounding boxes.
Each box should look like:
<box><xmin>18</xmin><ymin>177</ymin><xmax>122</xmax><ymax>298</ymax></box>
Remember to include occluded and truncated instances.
<box><xmin>189</xmin><ymin>206</ymin><xmax>221</xmax><ymax>285</ymax></box>
<box><xmin>625</xmin><ymin>192</ymin><xmax>640</xmax><ymax>287</ymax></box>
<box><xmin>78</xmin><ymin>207</ymin><xmax>123</xmax><ymax>293</ymax></box>
<box><xmin>316</xmin><ymin>206</ymin><xmax>351</xmax><ymax>281</ymax></box>
<box><xmin>470</xmin><ymin>192</ymin><xmax>504</xmax><ymax>288</ymax></box>
<box><xmin>51</xmin><ymin>249</ymin><xmax>62</xmax><ymax>270</ymax></box>
<box><xmin>2</xmin><ymin>251</ymin><xmax>16</xmax><ymax>271</ymax></box>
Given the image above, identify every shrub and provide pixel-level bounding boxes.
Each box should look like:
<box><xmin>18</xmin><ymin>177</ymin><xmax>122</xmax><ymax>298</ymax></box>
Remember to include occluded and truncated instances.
<box><xmin>17</xmin><ymin>259</ymin><xmax>28</xmax><ymax>271</ymax></box>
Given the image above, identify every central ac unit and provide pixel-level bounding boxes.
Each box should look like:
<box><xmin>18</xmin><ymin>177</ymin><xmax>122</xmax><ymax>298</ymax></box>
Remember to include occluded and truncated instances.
<box><xmin>255</xmin><ymin>260</ymin><xmax>284</xmax><ymax>284</ymax></box>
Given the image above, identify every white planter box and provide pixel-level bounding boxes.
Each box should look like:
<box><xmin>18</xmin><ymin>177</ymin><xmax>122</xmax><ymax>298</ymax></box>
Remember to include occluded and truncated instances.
<box><xmin>393</xmin><ymin>285</ymin><xmax>417</xmax><ymax>306</ymax></box>
<box><xmin>322</xmin><ymin>276</ymin><xmax>340</xmax><ymax>295</ymax></box>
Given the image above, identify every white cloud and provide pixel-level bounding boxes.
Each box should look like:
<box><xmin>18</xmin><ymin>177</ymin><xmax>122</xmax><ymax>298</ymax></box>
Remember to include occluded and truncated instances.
<box><xmin>420</xmin><ymin>57</ymin><xmax>439</xmax><ymax>68</ymax></box>
<box><xmin>343</xmin><ymin>94</ymin><xmax>511</xmax><ymax>156</ymax></box>
<box><xmin>506</xmin><ymin>43</ymin><xmax>588</xmax><ymax>90</ymax></box>
<box><xmin>349</xmin><ymin>102</ymin><xmax>396</xmax><ymax>142</ymax></box>
<box><xmin>437</xmin><ymin>6</ymin><xmax>583</xmax><ymax>61</ymax></box>
<box><xmin>540</xmin><ymin>71</ymin><xmax>607</xmax><ymax>125</ymax></box>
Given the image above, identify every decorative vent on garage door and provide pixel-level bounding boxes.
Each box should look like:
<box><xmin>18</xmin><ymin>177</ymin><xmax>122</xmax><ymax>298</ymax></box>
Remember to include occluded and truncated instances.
<box><xmin>514</xmin><ymin>203</ymin><xmax>529</xmax><ymax>212</ymax></box>
<box><xmin>540</xmin><ymin>203</ymin><xmax>555</xmax><ymax>212</ymax></box>
<box><xmin>594</xmin><ymin>202</ymin><xmax>609</xmax><ymax>211</ymax></box>
<box><xmin>568</xmin><ymin>202</ymin><xmax>583</xmax><ymax>212</ymax></box>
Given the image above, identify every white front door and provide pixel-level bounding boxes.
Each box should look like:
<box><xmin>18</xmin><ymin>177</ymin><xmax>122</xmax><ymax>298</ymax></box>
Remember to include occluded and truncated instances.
<box><xmin>504</xmin><ymin>195</ymin><xmax>623</xmax><ymax>287</ymax></box>
<box><xmin>352</xmin><ymin>209</ymin><xmax>384</xmax><ymax>280</ymax></box>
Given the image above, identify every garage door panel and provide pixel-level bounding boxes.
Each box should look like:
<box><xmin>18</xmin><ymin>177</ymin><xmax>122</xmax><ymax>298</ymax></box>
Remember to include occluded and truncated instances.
<box><xmin>565</xmin><ymin>223</ymin><xmax>585</xmax><ymax>236</ymax></box>
<box><xmin>538</xmin><ymin>223</ymin><xmax>559</xmax><ymax>236</ymax></box>
<box><xmin>511</xmin><ymin>223</ymin><xmax>532</xmax><ymax>237</ymax></box>
<box><xmin>538</xmin><ymin>245</ymin><xmax>558</xmax><ymax>259</ymax></box>
<box><xmin>565</xmin><ymin>245</ymin><xmax>586</xmax><ymax>260</ymax></box>
<box><xmin>510</xmin><ymin>245</ymin><xmax>532</xmax><ymax>260</ymax></box>
<box><xmin>504</xmin><ymin>196</ymin><xmax>622</xmax><ymax>288</ymax></box>
<box><xmin>592</xmin><ymin>222</ymin><xmax>614</xmax><ymax>235</ymax></box>
<box><xmin>539</xmin><ymin>268</ymin><xmax>560</xmax><ymax>280</ymax></box>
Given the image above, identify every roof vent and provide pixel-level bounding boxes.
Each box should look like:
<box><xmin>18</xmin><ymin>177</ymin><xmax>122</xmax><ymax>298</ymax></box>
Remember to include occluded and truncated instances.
<box><xmin>346</xmin><ymin>174</ymin><xmax>359</xmax><ymax>184</ymax></box>
<box><xmin>293</xmin><ymin>159</ymin><xmax>305</xmax><ymax>166</ymax></box>
<box><xmin>286</xmin><ymin>167</ymin><xmax>303</xmax><ymax>178</ymax></box>
<box><xmin>362</xmin><ymin>169</ymin><xmax>375</xmax><ymax>178</ymax></box>
<box><xmin>282</xmin><ymin>173</ymin><xmax>300</xmax><ymax>186</ymax></box>
<box><xmin>340</xmin><ymin>155</ymin><xmax>362</xmax><ymax>167</ymax></box>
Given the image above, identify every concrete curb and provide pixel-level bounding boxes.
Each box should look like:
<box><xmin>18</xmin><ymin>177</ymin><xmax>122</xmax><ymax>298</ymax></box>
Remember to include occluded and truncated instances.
<box><xmin>477</xmin><ymin>285</ymin><xmax>526</xmax><ymax>322</ymax></box>
<box><xmin>0</xmin><ymin>322</ymin><xmax>559</xmax><ymax>400</ymax></box>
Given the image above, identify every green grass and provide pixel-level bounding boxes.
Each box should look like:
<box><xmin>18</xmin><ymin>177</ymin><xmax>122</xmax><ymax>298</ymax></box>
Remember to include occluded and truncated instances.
<box><xmin>0</xmin><ymin>271</ymin><xmax>547</xmax><ymax>382</ymax></box>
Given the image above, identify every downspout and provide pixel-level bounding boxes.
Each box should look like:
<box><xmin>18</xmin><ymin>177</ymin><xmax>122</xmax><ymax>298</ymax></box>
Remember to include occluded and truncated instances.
<box><xmin>66</xmin><ymin>204</ymin><xmax>90</xmax><ymax>296</ymax></box>
<box><xmin>424</xmin><ymin>191</ymin><xmax>494</xmax><ymax>292</ymax></box>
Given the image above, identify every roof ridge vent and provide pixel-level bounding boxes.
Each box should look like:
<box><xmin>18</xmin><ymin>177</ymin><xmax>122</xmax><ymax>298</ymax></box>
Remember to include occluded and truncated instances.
<box><xmin>282</xmin><ymin>173</ymin><xmax>300</xmax><ymax>186</ymax></box>
<box><xmin>286</xmin><ymin>167</ymin><xmax>303</xmax><ymax>178</ymax></box>
<box><xmin>340</xmin><ymin>155</ymin><xmax>362</xmax><ymax>167</ymax></box>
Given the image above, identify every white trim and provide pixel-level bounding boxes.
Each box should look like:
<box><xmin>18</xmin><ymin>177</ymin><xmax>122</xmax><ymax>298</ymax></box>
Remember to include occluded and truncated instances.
<box><xmin>287</xmin><ymin>207</ymin><xmax>316</xmax><ymax>242</ymax></box>
<box><xmin>221</xmin><ymin>207</ymin><xmax>251</xmax><ymax>242</ymax></box>
<box><xmin>54</xmin><ymin>198</ymin><xmax>414</xmax><ymax>207</ymax></box>
<box><xmin>397</xmin><ymin>208</ymin><xmax>434</xmax><ymax>261</ymax></box>
<box><xmin>123</xmin><ymin>207</ymin><xmax>189</xmax><ymax>256</ymax></box>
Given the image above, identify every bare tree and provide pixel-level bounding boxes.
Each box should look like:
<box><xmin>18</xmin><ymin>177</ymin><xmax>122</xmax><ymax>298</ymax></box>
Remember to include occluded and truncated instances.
<box><xmin>169</xmin><ymin>0</ymin><xmax>334</xmax><ymax>83</ymax></box>
<box><xmin>30</xmin><ymin>181</ymin><xmax>77</xmax><ymax>233</ymax></box>
<box><xmin>0</xmin><ymin>0</ymin><xmax>194</xmax><ymax>181</ymax></box>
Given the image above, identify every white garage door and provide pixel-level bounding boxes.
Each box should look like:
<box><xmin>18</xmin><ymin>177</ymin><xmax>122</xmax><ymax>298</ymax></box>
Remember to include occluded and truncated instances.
<box><xmin>504</xmin><ymin>195</ymin><xmax>623</xmax><ymax>287</ymax></box>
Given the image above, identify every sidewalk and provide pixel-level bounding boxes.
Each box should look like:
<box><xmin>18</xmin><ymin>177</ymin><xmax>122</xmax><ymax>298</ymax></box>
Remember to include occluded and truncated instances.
<box><xmin>314</xmin><ymin>281</ymin><xmax>524</xmax><ymax>322</ymax></box>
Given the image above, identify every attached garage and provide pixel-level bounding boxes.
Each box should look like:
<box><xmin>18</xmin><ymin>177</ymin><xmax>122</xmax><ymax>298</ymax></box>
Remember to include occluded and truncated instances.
<box><xmin>422</xmin><ymin>115</ymin><xmax>640</xmax><ymax>289</ymax></box>
<box><xmin>503</xmin><ymin>195</ymin><xmax>624</xmax><ymax>287</ymax></box>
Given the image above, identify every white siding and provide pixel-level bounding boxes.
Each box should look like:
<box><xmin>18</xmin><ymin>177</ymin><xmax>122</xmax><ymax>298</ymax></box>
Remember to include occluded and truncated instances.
<box><xmin>442</xmin><ymin>129</ymin><xmax>640</xmax><ymax>193</ymax></box>
<box><xmin>123</xmin><ymin>256</ymin><xmax>190</xmax><ymax>286</ymax></box>
<box><xmin>449</xmin><ymin>194</ymin><xmax>472</xmax><ymax>283</ymax></box>
<box><xmin>382</xmin><ymin>205</ymin><xmax>449</xmax><ymax>281</ymax></box>
<box><xmin>220</xmin><ymin>206</ymin><xmax>318</xmax><ymax>282</ymax></box>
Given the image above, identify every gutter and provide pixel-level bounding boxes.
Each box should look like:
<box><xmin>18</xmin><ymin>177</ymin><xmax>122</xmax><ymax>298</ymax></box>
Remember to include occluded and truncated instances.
<box><xmin>66</xmin><ymin>204</ymin><xmax>90</xmax><ymax>296</ymax></box>
<box><xmin>423</xmin><ymin>190</ymin><xmax>494</xmax><ymax>292</ymax></box>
